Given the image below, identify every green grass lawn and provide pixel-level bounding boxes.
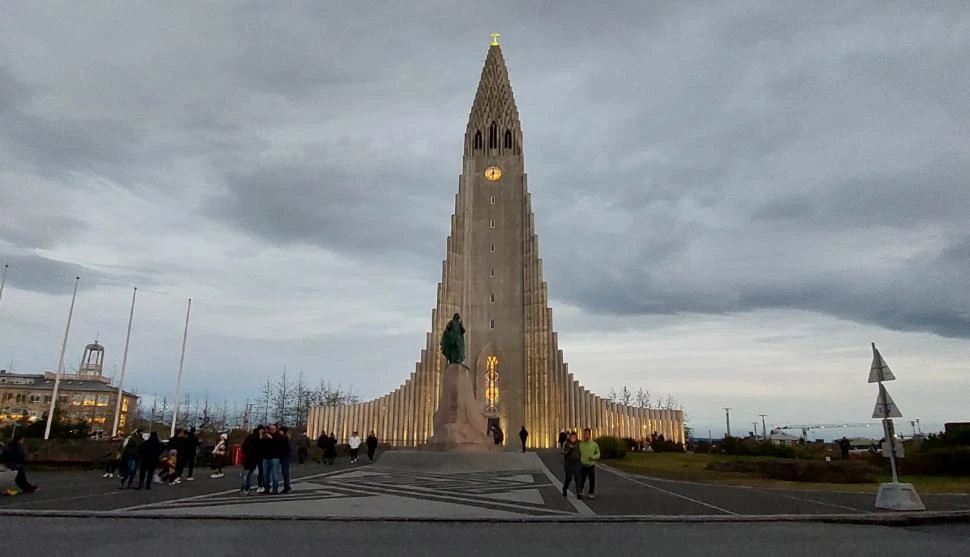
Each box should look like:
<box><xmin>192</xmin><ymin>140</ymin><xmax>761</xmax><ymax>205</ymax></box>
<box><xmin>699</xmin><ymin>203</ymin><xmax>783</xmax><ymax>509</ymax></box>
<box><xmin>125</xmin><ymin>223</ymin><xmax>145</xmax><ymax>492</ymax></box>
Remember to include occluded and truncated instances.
<box><xmin>605</xmin><ymin>452</ymin><xmax>970</xmax><ymax>494</ymax></box>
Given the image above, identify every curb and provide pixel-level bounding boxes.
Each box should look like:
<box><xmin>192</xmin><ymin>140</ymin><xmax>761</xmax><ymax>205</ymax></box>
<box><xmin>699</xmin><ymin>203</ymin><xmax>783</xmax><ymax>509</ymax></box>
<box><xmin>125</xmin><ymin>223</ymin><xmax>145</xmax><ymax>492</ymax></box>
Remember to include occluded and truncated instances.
<box><xmin>0</xmin><ymin>508</ymin><xmax>967</xmax><ymax>526</ymax></box>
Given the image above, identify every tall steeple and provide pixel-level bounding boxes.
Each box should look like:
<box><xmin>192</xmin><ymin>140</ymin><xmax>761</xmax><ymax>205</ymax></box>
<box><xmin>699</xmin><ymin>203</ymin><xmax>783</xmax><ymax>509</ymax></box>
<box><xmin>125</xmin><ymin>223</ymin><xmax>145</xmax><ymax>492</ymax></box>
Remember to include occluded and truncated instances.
<box><xmin>305</xmin><ymin>39</ymin><xmax>685</xmax><ymax>451</ymax></box>
<box><xmin>464</xmin><ymin>43</ymin><xmax>522</xmax><ymax>159</ymax></box>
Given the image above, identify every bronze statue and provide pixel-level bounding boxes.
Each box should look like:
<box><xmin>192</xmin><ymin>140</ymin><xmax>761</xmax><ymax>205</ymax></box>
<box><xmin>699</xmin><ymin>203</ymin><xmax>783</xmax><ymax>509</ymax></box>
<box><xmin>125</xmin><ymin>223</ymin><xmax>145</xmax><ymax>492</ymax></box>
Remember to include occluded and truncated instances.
<box><xmin>440</xmin><ymin>313</ymin><xmax>465</xmax><ymax>364</ymax></box>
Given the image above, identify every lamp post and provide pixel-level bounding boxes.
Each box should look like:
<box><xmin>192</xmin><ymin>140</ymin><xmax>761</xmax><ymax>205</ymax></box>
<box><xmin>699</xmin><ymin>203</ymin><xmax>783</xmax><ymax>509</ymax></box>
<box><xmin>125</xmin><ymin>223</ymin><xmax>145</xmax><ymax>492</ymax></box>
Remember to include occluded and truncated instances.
<box><xmin>722</xmin><ymin>408</ymin><xmax>732</xmax><ymax>438</ymax></box>
<box><xmin>170</xmin><ymin>298</ymin><xmax>192</xmax><ymax>438</ymax></box>
<box><xmin>111</xmin><ymin>287</ymin><xmax>137</xmax><ymax>437</ymax></box>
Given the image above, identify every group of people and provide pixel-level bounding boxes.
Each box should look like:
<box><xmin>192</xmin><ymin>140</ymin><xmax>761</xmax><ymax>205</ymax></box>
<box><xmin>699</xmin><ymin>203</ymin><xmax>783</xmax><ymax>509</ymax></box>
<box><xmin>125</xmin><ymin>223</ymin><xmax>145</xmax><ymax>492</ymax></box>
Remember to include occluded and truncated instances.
<box><xmin>316</xmin><ymin>430</ymin><xmax>378</xmax><ymax>465</ymax></box>
<box><xmin>239</xmin><ymin>424</ymin><xmax>298</xmax><ymax>495</ymax></box>
<box><xmin>560</xmin><ymin>428</ymin><xmax>601</xmax><ymax>500</ymax></box>
<box><xmin>112</xmin><ymin>427</ymin><xmax>227</xmax><ymax>490</ymax></box>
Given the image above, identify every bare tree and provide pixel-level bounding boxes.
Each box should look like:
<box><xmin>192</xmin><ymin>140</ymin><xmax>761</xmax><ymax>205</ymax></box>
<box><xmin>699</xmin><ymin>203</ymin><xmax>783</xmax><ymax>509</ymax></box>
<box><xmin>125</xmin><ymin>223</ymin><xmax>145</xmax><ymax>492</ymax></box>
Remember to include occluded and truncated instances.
<box><xmin>635</xmin><ymin>388</ymin><xmax>651</xmax><ymax>409</ymax></box>
<box><xmin>272</xmin><ymin>367</ymin><xmax>294</xmax><ymax>425</ymax></box>
<box><xmin>607</xmin><ymin>386</ymin><xmax>635</xmax><ymax>406</ymax></box>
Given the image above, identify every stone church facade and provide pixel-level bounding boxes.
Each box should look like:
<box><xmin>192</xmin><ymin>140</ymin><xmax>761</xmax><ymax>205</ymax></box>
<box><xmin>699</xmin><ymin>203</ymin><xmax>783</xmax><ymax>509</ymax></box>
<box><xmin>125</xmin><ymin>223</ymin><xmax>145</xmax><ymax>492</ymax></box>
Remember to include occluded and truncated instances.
<box><xmin>308</xmin><ymin>42</ymin><xmax>684</xmax><ymax>448</ymax></box>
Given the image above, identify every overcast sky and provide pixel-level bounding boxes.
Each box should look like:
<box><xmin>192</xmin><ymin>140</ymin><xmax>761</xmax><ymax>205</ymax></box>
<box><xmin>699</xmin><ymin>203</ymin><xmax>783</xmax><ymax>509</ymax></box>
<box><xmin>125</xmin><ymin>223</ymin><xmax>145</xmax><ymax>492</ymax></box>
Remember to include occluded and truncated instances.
<box><xmin>1</xmin><ymin>1</ymin><xmax>967</xmax><ymax>438</ymax></box>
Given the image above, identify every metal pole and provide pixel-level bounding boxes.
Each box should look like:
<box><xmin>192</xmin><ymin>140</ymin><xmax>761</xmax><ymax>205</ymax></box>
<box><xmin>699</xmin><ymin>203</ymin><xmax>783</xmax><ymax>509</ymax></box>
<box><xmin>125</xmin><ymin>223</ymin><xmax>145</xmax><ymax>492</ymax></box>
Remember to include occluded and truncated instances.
<box><xmin>916</xmin><ymin>418</ymin><xmax>921</xmax><ymax>435</ymax></box>
<box><xmin>752</xmin><ymin>422</ymin><xmax>758</xmax><ymax>438</ymax></box>
<box><xmin>170</xmin><ymin>298</ymin><xmax>192</xmax><ymax>438</ymax></box>
<box><xmin>44</xmin><ymin>276</ymin><xmax>80</xmax><ymax>440</ymax></box>
<box><xmin>111</xmin><ymin>287</ymin><xmax>137</xmax><ymax>437</ymax></box>
<box><xmin>723</xmin><ymin>408</ymin><xmax>732</xmax><ymax>437</ymax></box>
<box><xmin>879</xmin><ymin>382</ymin><xmax>899</xmax><ymax>484</ymax></box>
<box><xmin>760</xmin><ymin>414</ymin><xmax>768</xmax><ymax>440</ymax></box>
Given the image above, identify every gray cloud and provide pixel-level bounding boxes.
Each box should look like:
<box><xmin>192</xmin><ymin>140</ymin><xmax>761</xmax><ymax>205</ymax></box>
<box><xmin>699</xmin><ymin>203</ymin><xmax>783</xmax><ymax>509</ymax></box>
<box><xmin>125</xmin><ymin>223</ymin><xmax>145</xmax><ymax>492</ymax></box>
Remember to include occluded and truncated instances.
<box><xmin>0</xmin><ymin>0</ymin><xmax>968</xmax><ymax>357</ymax></box>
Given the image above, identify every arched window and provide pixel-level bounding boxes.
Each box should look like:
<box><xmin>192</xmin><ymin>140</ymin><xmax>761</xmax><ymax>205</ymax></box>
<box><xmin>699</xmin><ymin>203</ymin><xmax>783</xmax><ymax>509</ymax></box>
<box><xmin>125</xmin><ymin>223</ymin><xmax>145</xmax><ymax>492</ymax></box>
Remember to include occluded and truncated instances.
<box><xmin>485</xmin><ymin>355</ymin><xmax>499</xmax><ymax>411</ymax></box>
<box><xmin>474</xmin><ymin>131</ymin><xmax>483</xmax><ymax>150</ymax></box>
<box><xmin>488</xmin><ymin>121</ymin><xmax>498</xmax><ymax>149</ymax></box>
<box><xmin>504</xmin><ymin>129</ymin><xmax>512</xmax><ymax>149</ymax></box>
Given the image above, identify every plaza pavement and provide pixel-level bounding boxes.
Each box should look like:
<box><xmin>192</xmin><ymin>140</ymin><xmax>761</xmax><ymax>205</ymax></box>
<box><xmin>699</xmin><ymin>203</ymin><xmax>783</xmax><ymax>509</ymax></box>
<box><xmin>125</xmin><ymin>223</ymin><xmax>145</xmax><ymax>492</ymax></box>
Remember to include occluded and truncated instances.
<box><xmin>1</xmin><ymin>450</ymin><xmax>968</xmax><ymax>521</ymax></box>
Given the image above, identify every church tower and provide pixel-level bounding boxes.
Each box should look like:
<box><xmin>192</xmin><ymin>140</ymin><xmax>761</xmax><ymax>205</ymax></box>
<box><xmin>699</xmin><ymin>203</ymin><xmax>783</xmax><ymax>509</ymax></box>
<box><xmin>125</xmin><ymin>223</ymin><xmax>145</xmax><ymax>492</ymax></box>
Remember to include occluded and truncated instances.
<box><xmin>307</xmin><ymin>39</ymin><xmax>684</xmax><ymax>448</ymax></box>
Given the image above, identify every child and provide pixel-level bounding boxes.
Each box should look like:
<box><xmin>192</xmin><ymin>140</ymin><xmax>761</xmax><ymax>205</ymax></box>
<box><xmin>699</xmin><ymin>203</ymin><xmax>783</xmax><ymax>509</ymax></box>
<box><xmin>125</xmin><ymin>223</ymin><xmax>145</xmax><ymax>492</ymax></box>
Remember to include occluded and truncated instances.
<box><xmin>159</xmin><ymin>449</ymin><xmax>179</xmax><ymax>485</ymax></box>
<box><xmin>210</xmin><ymin>433</ymin><xmax>228</xmax><ymax>479</ymax></box>
<box><xmin>103</xmin><ymin>447</ymin><xmax>121</xmax><ymax>478</ymax></box>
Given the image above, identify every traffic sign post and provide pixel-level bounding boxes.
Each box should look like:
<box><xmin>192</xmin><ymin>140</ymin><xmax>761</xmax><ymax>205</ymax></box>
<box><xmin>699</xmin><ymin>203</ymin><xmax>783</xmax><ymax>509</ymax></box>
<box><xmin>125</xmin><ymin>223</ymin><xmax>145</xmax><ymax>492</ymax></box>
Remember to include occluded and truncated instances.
<box><xmin>869</xmin><ymin>343</ymin><xmax>925</xmax><ymax>511</ymax></box>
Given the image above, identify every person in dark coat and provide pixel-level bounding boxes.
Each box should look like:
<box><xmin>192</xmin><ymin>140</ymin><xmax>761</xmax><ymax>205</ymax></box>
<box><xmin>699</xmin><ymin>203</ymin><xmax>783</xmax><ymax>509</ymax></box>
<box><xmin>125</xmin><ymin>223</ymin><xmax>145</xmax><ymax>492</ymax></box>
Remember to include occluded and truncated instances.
<box><xmin>319</xmin><ymin>432</ymin><xmax>337</xmax><ymax>465</ymax></box>
<box><xmin>259</xmin><ymin>425</ymin><xmax>281</xmax><ymax>494</ymax></box>
<box><xmin>184</xmin><ymin>427</ymin><xmax>201</xmax><ymax>480</ymax></box>
<box><xmin>519</xmin><ymin>426</ymin><xmax>529</xmax><ymax>453</ymax></box>
<box><xmin>2</xmin><ymin>435</ymin><xmax>37</xmax><ymax>493</ymax></box>
<box><xmin>119</xmin><ymin>429</ymin><xmax>142</xmax><ymax>489</ymax></box>
<box><xmin>136</xmin><ymin>432</ymin><xmax>164</xmax><ymax>490</ymax></box>
<box><xmin>558</xmin><ymin>430</ymin><xmax>568</xmax><ymax>450</ymax></box>
<box><xmin>166</xmin><ymin>429</ymin><xmax>185</xmax><ymax>484</ymax></box>
<box><xmin>241</xmin><ymin>427</ymin><xmax>263</xmax><ymax>493</ymax></box>
<box><xmin>278</xmin><ymin>426</ymin><xmax>293</xmax><ymax>494</ymax></box>
<box><xmin>296</xmin><ymin>434</ymin><xmax>310</xmax><ymax>465</ymax></box>
<box><xmin>366</xmin><ymin>431</ymin><xmax>379</xmax><ymax>462</ymax></box>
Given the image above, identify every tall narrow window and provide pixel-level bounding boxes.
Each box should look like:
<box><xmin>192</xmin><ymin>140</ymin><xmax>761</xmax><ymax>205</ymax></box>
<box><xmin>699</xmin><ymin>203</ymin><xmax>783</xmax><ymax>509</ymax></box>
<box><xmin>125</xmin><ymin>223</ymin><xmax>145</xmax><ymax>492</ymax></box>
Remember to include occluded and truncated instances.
<box><xmin>474</xmin><ymin>130</ymin><xmax>483</xmax><ymax>150</ymax></box>
<box><xmin>489</xmin><ymin>319</ymin><xmax>495</xmax><ymax>329</ymax></box>
<box><xmin>488</xmin><ymin>121</ymin><xmax>498</xmax><ymax>149</ymax></box>
<box><xmin>489</xmin><ymin>293</ymin><xmax>495</xmax><ymax>303</ymax></box>
<box><xmin>490</xmin><ymin>244</ymin><xmax>495</xmax><ymax>252</ymax></box>
<box><xmin>490</xmin><ymin>269</ymin><xmax>495</xmax><ymax>277</ymax></box>
<box><xmin>490</xmin><ymin>219</ymin><xmax>495</xmax><ymax>228</ymax></box>
<box><xmin>490</xmin><ymin>195</ymin><xmax>495</xmax><ymax>205</ymax></box>
<box><xmin>504</xmin><ymin>129</ymin><xmax>512</xmax><ymax>149</ymax></box>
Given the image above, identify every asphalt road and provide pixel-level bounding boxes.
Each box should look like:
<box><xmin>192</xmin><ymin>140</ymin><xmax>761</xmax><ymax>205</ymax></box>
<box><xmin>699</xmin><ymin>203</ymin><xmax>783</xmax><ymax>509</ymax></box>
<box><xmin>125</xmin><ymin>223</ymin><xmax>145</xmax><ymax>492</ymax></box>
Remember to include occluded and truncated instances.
<box><xmin>6</xmin><ymin>517</ymin><xmax>970</xmax><ymax>557</ymax></box>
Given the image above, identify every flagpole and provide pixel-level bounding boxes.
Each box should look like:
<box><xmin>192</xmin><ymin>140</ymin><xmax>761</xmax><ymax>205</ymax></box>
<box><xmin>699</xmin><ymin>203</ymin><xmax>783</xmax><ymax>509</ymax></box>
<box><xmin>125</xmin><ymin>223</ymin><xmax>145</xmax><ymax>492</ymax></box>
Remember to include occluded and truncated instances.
<box><xmin>111</xmin><ymin>287</ymin><xmax>138</xmax><ymax>437</ymax></box>
<box><xmin>170</xmin><ymin>298</ymin><xmax>192</xmax><ymax>438</ymax></box>
<box><xmin>44</xmin><ymin>276</ymin><xmax>80</xmax><ymax>440</ymax></box>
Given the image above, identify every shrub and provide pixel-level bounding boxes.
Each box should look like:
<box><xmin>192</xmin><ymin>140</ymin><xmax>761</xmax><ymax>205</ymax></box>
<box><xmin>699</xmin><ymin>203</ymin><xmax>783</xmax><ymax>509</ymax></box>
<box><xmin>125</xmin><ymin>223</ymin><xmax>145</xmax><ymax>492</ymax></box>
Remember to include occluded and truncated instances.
<box><xmin>900</xmin><ymin>447</ymin><xmax>970</xmax><ymax>476</ymax></box>
<box><xmin>706</xmin><ymin>459</ymin><xmax>880</xmax><ymax>483</ymax></box>
<box><xmin>718</xmin><ymin>436</ymin><xmax>797</xmax><ymax>458</ymax></box>
<box><xmin>693</xmin><ymin>440</ymin><xmax>712</xmax><ymax>454</ymax></box>
<box><xmin>652</xmin><ymin>440</ymin><xmax>685</xmax><ymax>453</ymax></box>
<box><xmin>596</xmin><ymin>435</ymin><xmax>627</xmax><ymax>460</ymax></box>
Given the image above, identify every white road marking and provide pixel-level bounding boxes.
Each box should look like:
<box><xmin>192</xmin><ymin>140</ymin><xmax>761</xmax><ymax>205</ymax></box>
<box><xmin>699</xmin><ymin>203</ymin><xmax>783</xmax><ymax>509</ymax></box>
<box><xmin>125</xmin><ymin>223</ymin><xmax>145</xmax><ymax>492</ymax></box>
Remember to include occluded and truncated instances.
<box><xmin>533</xmin><ymin>456</ymin><xmax>596</xmax><ymax>516</ymax></box>
<box><xmin>599</xmin><ymin>464</ymin><xmax>738</xmax><ymax>515</ymax></box>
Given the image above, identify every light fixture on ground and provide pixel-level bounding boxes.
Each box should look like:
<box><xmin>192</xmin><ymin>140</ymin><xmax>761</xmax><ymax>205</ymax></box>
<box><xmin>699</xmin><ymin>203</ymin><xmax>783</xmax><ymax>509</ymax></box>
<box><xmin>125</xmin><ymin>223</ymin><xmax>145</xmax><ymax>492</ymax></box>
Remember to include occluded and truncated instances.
<box><xmin>869</xmin><ymin>342</ymin><xmax>925</xmax><ymax>511</ymax></box>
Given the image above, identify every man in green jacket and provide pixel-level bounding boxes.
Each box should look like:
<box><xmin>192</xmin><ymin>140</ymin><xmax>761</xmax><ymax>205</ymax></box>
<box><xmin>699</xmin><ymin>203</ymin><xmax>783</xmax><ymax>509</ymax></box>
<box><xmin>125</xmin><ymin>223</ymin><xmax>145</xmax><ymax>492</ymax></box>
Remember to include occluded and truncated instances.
<box><xmin>579</xmin><ymin>428</ymin><xmax>600</xmax><ymax>500</ymax></box>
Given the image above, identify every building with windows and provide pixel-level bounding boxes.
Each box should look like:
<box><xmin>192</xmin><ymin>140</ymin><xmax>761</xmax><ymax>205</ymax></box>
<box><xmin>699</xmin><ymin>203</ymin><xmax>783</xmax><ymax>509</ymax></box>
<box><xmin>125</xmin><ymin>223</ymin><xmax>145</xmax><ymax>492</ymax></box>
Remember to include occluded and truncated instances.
<box><xmin>0</xmin><ymin>341</ymin><xmax>138</xmax><ymax>436</ymax></box>
<box><xmin>307</xmin><ymin>39</ymin><xmax>684</xmax><ymax>448</ymax></box>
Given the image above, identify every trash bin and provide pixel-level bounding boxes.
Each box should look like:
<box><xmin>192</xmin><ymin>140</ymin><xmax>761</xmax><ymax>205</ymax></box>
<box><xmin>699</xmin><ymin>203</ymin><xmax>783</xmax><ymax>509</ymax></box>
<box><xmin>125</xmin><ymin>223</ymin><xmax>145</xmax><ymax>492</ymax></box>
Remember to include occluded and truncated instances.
<box><xmin>231</xmin><ymin>444</ymin><xmax>243</xmax><ymax>466</ymax></box>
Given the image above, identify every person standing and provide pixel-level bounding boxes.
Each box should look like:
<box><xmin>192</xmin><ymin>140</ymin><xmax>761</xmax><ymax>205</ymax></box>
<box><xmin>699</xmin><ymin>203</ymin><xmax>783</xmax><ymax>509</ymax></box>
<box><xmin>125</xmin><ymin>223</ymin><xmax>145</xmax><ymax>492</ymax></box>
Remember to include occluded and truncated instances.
<box><xmin>839</xmin><ymin>437</ymin><xmax>851</xmax><ymax>460</ymax></box>
<box><xmin>578</xmin><ymin>428</ymin><xmax>600</xmax><ymax>500</ymax></box>
<box><xmin>322</xmin><ymin>432</ymin><xmax>337</xmax><ymax>465</ymax></box>
<box><xmin>1</xmin><ymin>435</ymin><xmax>37</xmax><ymax>493</ymax></box>
<box><xmin>558</xmin><ymin>429</ymin><xmax>568</xmax><ymax>450</ymax></box>
<box><xmin>136</xmin><ymin>432</ymin><xmax>164</xmax><ymax>490</ymax></box>
<box><xmin>348</xmin><ymin>430</ymin><xmax>362</xmax><ymax>464</ymax></box>
<box><xmin>167</xmin><ymin>429</ymin><xmax>185</xmax><ymax>484</ymax></box>
<box><xmin>561</xmin><ymin>431</ymin><xmax>582</xmax><ymax>499</ymax></box>
<box><xmin>119</xmin><ymin>429</ymin><xmax>142</xmax><ymax>489</ymax></box>
<box><xmin>365</xmin><ymin>431</ymin><xmax>378</xmax><ymax>462</ymax></box>
<box><xmin>241</xmin><ymin>426</ymin><xmax>263</xmax><ymax>494</ymax></box>
<box><xmin>519</xmin><ymin>426</ymin><xmax>529</xmax><ymax>453</ymax></box>
<box><xmin>210</xmin><ymin>433</ymin><xmax>228</xmax><ymax>479</ymax></box>
<box><xmin>184</xmin><ymin>427</ymin><xmax>200</xmax><ymax>481</ymax></box>
<box><xmin>278</xmin><ymin>426</ymin><xmax>293</xmax><ymax>494</ymax></box>
<box><xmin>259</xmin><ymin>425</ymin><xmax>280</xmax><ymax>495</ymax></box>
<box><xmin>296</xmin><ymin>433</ymin><xmax>310</xmax><ymax>465</ymax></box>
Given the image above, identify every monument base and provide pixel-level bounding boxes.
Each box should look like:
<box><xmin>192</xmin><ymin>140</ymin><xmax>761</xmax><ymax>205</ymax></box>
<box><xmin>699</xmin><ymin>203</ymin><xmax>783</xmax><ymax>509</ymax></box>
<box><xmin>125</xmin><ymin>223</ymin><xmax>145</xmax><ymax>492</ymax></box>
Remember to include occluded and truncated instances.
<box><xmin>874</xmin><ymin>482</ymin><xmax>926</xmax><ymax>511</ymax></box>
<box><xmin>426</xmin><ymin>363</ymin><xmax>493</xmax><ymax>450</ymax></box>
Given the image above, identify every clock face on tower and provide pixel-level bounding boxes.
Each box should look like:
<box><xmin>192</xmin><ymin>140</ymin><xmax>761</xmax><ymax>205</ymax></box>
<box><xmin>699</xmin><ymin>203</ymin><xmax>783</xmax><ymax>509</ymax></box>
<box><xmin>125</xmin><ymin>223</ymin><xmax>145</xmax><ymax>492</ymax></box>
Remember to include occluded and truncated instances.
<box><xmin>484</xmin><ymin>166</ymin><xmax>502</xmax><ymax>181</ymax></box>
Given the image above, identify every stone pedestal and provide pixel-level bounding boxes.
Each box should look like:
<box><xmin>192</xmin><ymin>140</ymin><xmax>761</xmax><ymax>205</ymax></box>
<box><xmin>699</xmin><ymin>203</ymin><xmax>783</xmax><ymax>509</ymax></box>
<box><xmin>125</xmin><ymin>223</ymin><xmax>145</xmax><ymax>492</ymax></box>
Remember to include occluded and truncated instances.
<box><xmin>875</xmin><ymin>482</ymin><xmax>926</xmax><ymax>511</ymax></box>
<box><xmin>426</xmin><ymin>363</ymin><xmax>495</xmax><ymax>451</ymax></box>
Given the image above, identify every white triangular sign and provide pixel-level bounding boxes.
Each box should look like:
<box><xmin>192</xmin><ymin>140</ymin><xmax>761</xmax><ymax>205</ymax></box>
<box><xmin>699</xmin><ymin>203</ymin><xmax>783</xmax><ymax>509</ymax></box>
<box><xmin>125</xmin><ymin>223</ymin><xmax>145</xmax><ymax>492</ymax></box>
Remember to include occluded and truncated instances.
<box><xmin>872</xmin><ymin>384</ymin><xmax>903</xmax><ymax>418</ymax></box>
<box><xmin>868</xmin><ymin>343</ymin><xmax>896</xmax><ymax>383</ymax></box>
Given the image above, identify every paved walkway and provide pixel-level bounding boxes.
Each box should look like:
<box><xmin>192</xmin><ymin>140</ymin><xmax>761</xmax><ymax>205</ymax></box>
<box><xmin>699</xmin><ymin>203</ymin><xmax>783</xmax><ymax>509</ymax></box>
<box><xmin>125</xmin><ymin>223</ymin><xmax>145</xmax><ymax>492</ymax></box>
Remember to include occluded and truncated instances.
<box><xmin>2</xmin><ymin>451</ymin><xmax>969</xmax><ymax>519</ymax></box>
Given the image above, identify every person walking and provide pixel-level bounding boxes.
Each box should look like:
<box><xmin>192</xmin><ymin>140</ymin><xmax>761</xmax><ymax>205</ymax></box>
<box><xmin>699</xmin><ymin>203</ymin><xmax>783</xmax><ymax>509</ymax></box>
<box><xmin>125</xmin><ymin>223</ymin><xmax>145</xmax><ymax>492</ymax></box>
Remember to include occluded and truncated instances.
<box><xmin>348</xmin><ymin>431</ymin><xmax>362</xmax><ymax>464</ymax></box>
<box><xmin>278</xmin><ymin>426</ymin><xmax>293</xmax><ymax>493</ymax></box>
<box><xmin>241</xmin><ymin>427</ymin><xmax>263</xmax><ymax>494</ymax></box>
<box><xmin>519</xmin><ymin>426</ymin><xmax>529</xmax><ymax>453</ymax></box>
<box><xmin>365</xmin><ymin>431</ymin><xmax>378</xmax><ymax>462</ymax></box>
<box><xmin>1</xmin><ymin>435</ymin><xmax>37</xmax><ymax>493</ymax></box>
<box><xmin>184</xmin><ymin>427</ymin><xmax>200</xmax><ymax>481</ymax></box>
<box><xmin>136</xmin><ymin>432</ymin><xmax>164</xmax><ymax>490</ymax></box>
<box><xmin>578</xmin><ymin>428</ymin><xmax>600</xmax><ymax>500</ymax></box>
<box><xmin>561</xmin><ymin>430</ymin><xmax>582</xmax><ymax>499</ymax></box>
<box><xmin>210</xmin><ymin>433</ymin><xmax>228</xmax><ymax>479</ymax></box>
<box><xmin>323</xmin><ymin>432</ymin><xmax>337</xmax><ymax>465</ymax></box>
<box><xmin>493</xmin><ymin>426</ymin><xmax>504</xmax><ymax>446</ymax></box>
<box><xmin>296</xmin><ymin>433</ymin><xmax>310</xmax><ymax>465</ymax></box>
<box><xmin>119</xmin><ymin>429</ymin><xmax>142</xmax><ymax>489</ymax></box>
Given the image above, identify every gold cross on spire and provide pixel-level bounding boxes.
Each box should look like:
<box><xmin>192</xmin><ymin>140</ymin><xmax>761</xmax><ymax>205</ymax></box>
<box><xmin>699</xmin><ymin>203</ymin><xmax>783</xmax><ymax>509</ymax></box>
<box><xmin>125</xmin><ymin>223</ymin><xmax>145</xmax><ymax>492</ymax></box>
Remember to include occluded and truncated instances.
<box><xmin>490</xmin><ymin>33</ymin><xmax>500</xmax><ymax>46</ymax></box>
